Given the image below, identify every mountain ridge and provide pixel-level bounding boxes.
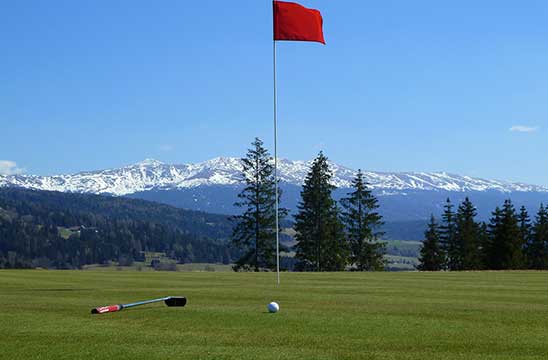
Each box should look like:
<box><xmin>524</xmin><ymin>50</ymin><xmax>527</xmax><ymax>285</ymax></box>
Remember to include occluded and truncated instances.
<box><xmin>1</xmin><ymin>157</ymin><xmax>547</xmax><ymax>196</ymax></box>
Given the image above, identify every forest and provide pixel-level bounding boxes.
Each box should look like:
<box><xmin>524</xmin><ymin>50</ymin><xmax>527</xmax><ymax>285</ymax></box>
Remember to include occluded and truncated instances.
<box><xmin>0</xmin><ymin>188</ymin><xmax>238</xmax><ymax>269</ymax></box>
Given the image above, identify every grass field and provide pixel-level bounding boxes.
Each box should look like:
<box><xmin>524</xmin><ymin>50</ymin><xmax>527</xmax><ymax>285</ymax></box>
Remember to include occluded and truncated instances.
<box><xmin>1</xmin><ymin>271</ymin><xmax>547</xmax><ymax>359</ymax></box>
<box><xmin>82</xmin><ymin>263</ymin><xmax>233</xmax><ymax>272</ymax></box>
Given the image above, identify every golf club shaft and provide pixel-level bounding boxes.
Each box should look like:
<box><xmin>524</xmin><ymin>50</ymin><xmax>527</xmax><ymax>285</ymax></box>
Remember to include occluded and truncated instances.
<box><xmin>122</xmin><ymin>297</ymin><xmax>171</xmax><ymax>309</ymax></box>
<box><xmin>91</xmin><ymin>297</ymin><xmax>175</xmax><ymax>314</ymax></box>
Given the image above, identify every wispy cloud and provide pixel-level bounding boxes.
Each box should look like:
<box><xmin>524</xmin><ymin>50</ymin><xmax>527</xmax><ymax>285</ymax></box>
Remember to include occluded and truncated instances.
<box><xmin>0</xmin><ymin>160</ymin><xmax>25</xmax><ymax>175</ymax></box>
<box><xmin>509</xmin><ymin>125</ymin><xmax>539</xmax><ymax>133</ymax></box>
<box><xmin>159</xmin><ymin>144</ymin><xmax>175</xmax><ymax>152</ymax></box>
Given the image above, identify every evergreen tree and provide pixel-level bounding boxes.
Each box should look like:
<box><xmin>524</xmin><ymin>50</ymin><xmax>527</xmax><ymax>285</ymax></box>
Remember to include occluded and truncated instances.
<box><xmin>477</xmin><ymin>221</ymin><xmax>489</xmax><ymax>268</ymax></box>
<box><xmin>340</xmin><ymin>170</ymin><xmax>386</xmax><ymax>271</ymax></box>
<box><xmin>527</xmin><ymin>204</ymin><xmax>548</xmax><ymax>269</ymax></box>
<box><xmin>418</xmin><ymin>215</ymin><xmax>445</xmax><ymax>271</ymax></box>
<box><xmin>439</xmin><ymin>198</ymin><xmax>456</xmax><ymax>270</ymax></box>
<box><xmin>500</xmin><ymin>200</ymin><xmax>525</xmax><ymax>269</ymax></box>
<box><xmin>231</xmin><ymin>138</ymin><xmax>287</xmax><ymax>271</ymax></box>
<box><xmin>486</xmin><ymin>207</ymin><xmax>503</xmax><ymax>269</ymax></box>
<box><xmin>486</xmin><ymin>200</ymin><xmax>524</xmax><ymax>269</ymax></box>
<box><xmin>518</xmin><ymin>206</ymin><xmax>532</xmax><ymax>255</ymax></box>
<box><xmin>294</xmin><ymin>152</ymin><xmax>348</xmax><ymax>271</ymax></box>
<box><xmin>455</xmin><ymin>197</ymin><xmax>482</xmax><ymax>270</ymax></box>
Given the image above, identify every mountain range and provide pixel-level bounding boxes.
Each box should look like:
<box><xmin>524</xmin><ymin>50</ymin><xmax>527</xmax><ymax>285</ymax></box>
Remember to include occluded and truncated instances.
<box><xmin>2</xmin><ymin>157</ymin><xmax>546</xmax><ymax>195</ymax></box>
<box><xmin>1</xmin><ymin>158</ymin><xmax>547</xmax><ymax>229</ymax></box>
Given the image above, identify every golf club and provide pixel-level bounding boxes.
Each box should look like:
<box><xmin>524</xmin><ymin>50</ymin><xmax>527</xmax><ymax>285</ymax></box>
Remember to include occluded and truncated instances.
<box><xmin>91</xmin><ymin>296</ymin><xmax>186</xmax><ymax>314</ymax></box>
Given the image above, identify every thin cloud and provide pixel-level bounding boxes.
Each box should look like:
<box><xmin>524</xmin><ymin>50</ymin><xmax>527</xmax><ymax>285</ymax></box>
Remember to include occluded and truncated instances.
<box><xmin>509</xmin><ymin>125</ymin><xmax>539</xmax><ymax>133</ymax></box>
<box><xmin>0</xmin><ymin>160</ymin><xmax>25</xmax><ymax>175</ymax></box>
<box><xmin>159</xmin><ymin>144</ymin><xmax>175</xmax><ymax>152</ymax></box>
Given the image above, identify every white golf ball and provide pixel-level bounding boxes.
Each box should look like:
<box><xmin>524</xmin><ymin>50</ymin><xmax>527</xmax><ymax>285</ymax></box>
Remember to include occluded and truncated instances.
<box><xmin>267</xmin><ymin>302</ymin><xmax>280</xmax><ymax>313</ymax></box>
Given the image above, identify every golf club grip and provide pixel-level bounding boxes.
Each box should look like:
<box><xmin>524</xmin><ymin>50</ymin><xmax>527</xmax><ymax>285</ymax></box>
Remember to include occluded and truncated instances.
<box><xmin>91</xmin><ymin>304</ymin><xmax>122</xmax><ymax>314</ymax></box>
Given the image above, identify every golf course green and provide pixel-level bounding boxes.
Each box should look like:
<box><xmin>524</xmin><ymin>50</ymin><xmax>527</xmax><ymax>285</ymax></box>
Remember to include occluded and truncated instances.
<box><xmin>1</xmin><ymin>270</ymin><xmax>547</xmax><ymax>359</ymax></box>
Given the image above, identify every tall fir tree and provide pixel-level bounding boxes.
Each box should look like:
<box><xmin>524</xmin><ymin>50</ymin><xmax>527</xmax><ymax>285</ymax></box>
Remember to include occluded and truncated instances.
<box><xmin>486</xmin><ymin>200</ymin><xmax>524</xmax><ymax>269</ymax></box>
<box><xmin>294</xmin><ymin>152</ymin><xmax>348</xmax><ymax>271</ymax></box>
<box><xmin>418</xmin><ymin>215</ymin><xmax>445</xmax><ymax>271</ymax></box>
<box><xmin>477</xmin><ymin>221</ymin><xmax>489</xmax><ymax>267</ymax></box>
<box><xmin>455</xmin><ymin>197</ymin><xmax>482</xmax><ymax>270</ymax></box>
<box><xmin>439</xmin><ymin>198</ymin><xmax>456</xmax><ymax>270</ymax></box>
<box><xmin>486</xmin><ymin>207</ymin><xmax>503</xmax><ymax>269</ymax></box>
<box><xmin>501</xmin><ymin>200</ymin><xmax>525</xmax><ymax>269</ymax></box>
<box><xmin>518</xmin><ymin>206</ymin><xmax>532</xmax><ymax>255</ymax></box>
<box><xmin>527</xmin><ymin>204</ymin><xmax>548</xmax><ymax>269</ymax></box>
<box><xmin>231</xmin><ymin>138</ymin><xmax>287</xmax><ymax>271</ymax></box>
<box><xmin>340</xmin><ymin>170</ymin><xmax>386</xmax><ymax>271</ymax></box>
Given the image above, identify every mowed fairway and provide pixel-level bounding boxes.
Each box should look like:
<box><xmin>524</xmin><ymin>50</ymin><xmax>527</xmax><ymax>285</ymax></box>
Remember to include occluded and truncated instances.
<box><xmin>1</xmin><ymin>271</ymin><xmax>547</xmax><ymax>360</ymax></box>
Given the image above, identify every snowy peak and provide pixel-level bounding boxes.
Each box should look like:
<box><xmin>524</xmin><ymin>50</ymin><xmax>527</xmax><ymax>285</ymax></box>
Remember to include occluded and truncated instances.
<box><xmin>1</xmin><ymin>157</ymin><xmax>547</xmax><ymax>196</ymax></box>
<box><xmin>134</xmin><ymin>159</ymin><xmax>165</xmax><ymax>167</ymax></box>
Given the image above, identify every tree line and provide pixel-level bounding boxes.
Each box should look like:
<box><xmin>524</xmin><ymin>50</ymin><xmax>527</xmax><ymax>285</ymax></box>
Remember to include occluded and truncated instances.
<box><xmin>231</xmin><ymin>138</ymin><xmax>386</xmax><ymax>271</ymax></box>
<box><xmin>418</xmin><ymin>198</ymin><xmax>548</xmax><ymax>271</ymax></box>
<box><xmin>0</xmin><ymin>188</ymin><xmax>238</xmax><ymax>269</ymax></box>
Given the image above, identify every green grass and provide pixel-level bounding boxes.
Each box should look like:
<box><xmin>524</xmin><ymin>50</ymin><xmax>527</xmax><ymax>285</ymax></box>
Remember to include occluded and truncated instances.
<box><xmin>57</xmin><ymin>227</ymin><xmax>75</xmax><ymax>240</ymax></box>
<box><xmin>175</xmin><ymin>263</ymin><xmax>232</xmax><ymax>272</ymax></box>
<box><xmin>82</xmin><ymin>263</ymin><xmax>233</xmax><ymax>272</ymax></box>
<box><xmin>1</xmin><ymin>271</ymin><xmax>547</xmax><ymax>359</ymax></box>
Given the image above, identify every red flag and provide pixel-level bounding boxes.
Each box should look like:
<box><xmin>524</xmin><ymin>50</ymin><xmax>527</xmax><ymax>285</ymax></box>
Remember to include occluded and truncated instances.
<box><xmin>273</xmin><ymin>1</ymin><xmax>325</xmax><ymax>44</ymax></box>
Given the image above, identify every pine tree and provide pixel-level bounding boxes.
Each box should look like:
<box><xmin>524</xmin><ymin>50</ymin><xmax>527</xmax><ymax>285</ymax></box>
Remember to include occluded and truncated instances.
<box><xmin>477</xmin><ymin>221</ymin><xmax>489</xmax><ymax>268</ymax></box>
<box><xmin>526</xmin><ymin>204</ymin><xmax>548</xmax><ymax>269</ymax></box>
<box><xmin>455</xmin><ymin>197</ymin><xmax>482</xmax><ymax>270</ymax></box>
<box><xmin>501</xmin><ymin>200</ymin><xmax>525</xmax><ymax>269</ymax></box>
<box><xmin>418</xmin><ymin>215</ymin><xmax>445</xmax><ymax>271</ymax></box>
<box><xmin>518</xmin><ymin>206</ymin><xmax>532</xmax><ymax>256</ymax></box>
<box><xmin>439</xmin><ymin>198</ymin><xmax>456</xmax><ymax>270</ymax></box>
<box><xmin>294</xmin><ymin>152</ymin><xmax>348</xmax><ymax>271</ymax></box>
<box><xmin>486</xmin><ymin>200</ymin><xmax>524</xmax><ymax>270</ymax></box>
<box><xmin>340</xmin><ymin>170</ymin><xmax>386</xmax><ymax>271</ymax></box>
<box><xmin>231</xmin><ymin>138</ymin><xmax>287</xmax><ymax>271</ymax></box>
<box><xmin>486</xmin><ymin>207</ymin><xmax>503</xmax><ymax>269</ymax></box>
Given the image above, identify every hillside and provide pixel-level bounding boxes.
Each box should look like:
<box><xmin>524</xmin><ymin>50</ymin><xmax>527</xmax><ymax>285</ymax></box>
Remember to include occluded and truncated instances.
<box><xmin>0</xmin><ymin>187</ymin><xmax>233</xmax><ymax>239</ymax></box>
<box><xmin>0</xmin><ymin>188</ymin><xmax>237</xmax><ymax>269</ymax></box>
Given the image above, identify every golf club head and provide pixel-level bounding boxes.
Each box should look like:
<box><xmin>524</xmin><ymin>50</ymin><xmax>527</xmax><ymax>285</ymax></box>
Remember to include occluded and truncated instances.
<box><xmin>164</xmin><ymin>296</ymin><xmax>187</xmax><ymax>307</ymax></box>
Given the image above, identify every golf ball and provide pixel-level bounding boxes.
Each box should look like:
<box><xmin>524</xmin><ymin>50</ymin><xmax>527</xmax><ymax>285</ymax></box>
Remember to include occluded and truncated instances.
<box><xmin>267</xmin><ymin>302</ymin><xmax>279</xmax><ymax>313</ymax></box>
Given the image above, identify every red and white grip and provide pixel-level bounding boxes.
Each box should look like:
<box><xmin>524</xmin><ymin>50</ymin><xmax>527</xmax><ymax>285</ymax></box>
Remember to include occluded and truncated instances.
<box><xmin>92</xmin><ymin>305</ymin><xmax>122</xmax><ymax>314</ymax></box>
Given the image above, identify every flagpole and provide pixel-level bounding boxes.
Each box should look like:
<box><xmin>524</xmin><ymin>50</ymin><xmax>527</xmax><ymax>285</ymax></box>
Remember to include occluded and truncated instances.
<box><xmin>273</xmin><ymin>38</ymin><xmax>280</xmax><ymax>286</ymax></box>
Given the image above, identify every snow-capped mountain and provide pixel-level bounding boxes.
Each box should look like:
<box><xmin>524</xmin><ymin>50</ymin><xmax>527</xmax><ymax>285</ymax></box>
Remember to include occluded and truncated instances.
<box><xmin>1</xmin><ymin>157</ymin><xmax>547</xmax><ymax>196</ymax></box>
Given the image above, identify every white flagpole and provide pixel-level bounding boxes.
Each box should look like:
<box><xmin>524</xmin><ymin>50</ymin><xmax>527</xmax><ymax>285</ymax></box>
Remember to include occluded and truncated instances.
<box><xmin>273</xmin><ymin>39</ymin><xmax>280</xmax><ymax>286</ymax></box>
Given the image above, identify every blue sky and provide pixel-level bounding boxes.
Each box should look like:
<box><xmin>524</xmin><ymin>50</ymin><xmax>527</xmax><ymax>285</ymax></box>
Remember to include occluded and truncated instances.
<box><xmin>1</xmin><ymin>0</ymin><xmax>547</xmax><ymax>185</ymax></box>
